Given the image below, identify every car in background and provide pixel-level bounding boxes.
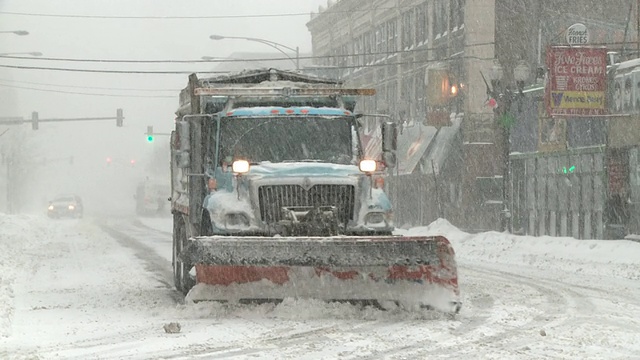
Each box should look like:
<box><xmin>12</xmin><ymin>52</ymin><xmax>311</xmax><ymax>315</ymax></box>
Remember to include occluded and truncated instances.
<box><xmin>135</xmin><ymin>180</ymin><xmax>169</xmax><ymax>216</ymax></box>
<box><xmin>47</xmin><ymin>194</ymin><xmax>84</xmax><ymax>219</ymax></box>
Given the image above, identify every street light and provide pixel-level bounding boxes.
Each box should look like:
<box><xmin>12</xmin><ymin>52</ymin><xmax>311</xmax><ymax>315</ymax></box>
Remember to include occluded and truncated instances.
<box><xmin>487</xmin><ymin>59</ymin><xmax>531</xmax><ymax>233</ymax></box>
<box><xmin>0</xmin><ymin>30</ymin><xmax>29</xmax><ymax>36</ymax></box>
<box><xmin>0</xmin><ymin>52</ymin><xmax>42</xmax><ymax>57</ymax></box>
<box><xmin>209</xmin><ymin>34</ymin><xmax>300</xmax><ymax>70</ymax></box>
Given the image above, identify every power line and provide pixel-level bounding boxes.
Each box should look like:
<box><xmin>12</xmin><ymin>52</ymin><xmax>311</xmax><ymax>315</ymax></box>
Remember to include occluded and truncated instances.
<box><xmin>0</xmin><ymin>55</ymin><xmax>229</xmax><ymax>64</ymax></box>
<box><xmin>0</xmin><ymin>55</ymin><xmax>496</xmax><ymax>75</ymax></box>
<box><xmin>0</xmin><ymin>78</ymin><xmax>179</xmax><ymax>92</ymax></box>
<box><xmin>0</xmin><ymin>41</ymin><xmax>498</xmax><ymax>65</ymax></box>
<box><xmin>0</xmin><ymin>6</ymin><xmax>417</xmax><ymax>20</ymax></box>
<box><xmin>0</xmin><ymin>82</ymin><xmax>175</xmax><ymax>98</ymax></box>
<box><xmin>0</xmin><ymin>10</ymin><xmax>313</xmax><ymax>19</ymax></box>
<box><xmin>0</xmin><ymin>38</ymin><xmax>624</xmax><ymax>76</ymax></box>
<box><xmin>0</xmin><ymin>63</ymin><xmax>225</xmax><ymax>74</ymax></box>
<box><xmin>0</xmin><ymin>39</ymin><xmax>630</xmax><ymax>67</ymax></box>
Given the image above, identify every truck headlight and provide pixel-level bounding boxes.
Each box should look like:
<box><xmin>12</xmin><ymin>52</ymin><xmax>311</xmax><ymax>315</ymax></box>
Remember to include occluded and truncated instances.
<box><xmin>359</xmin><ymin>159</ymin><xmax>377</xmax><ymax>173</ymax></box>
<box><xmin>225</xmin><ymin>213</ymin><xmax>250</xmax><ymax>228</ymax></box>
<box><xmin>232</xmin><ymin>160</ymin><xmax>250</xmax><ymax>174</ymax></box>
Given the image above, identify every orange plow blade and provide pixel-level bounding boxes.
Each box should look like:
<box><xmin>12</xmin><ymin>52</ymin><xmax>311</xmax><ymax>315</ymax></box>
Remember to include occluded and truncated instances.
<box><xmin>182</xmin><ymin>235</ymin><xmax>461</xmax><ymax>313</ymax></box>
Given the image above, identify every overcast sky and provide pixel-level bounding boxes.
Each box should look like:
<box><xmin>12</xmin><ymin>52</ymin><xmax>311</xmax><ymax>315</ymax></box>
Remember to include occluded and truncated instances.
<box><xmin>0</xmin><ymin>0</ymin><xmax>326</xmax><ymax>212</ymax></box>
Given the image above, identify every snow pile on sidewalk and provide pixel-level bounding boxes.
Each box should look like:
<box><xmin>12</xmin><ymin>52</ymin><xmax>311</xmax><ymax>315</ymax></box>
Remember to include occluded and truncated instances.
<box><xmin>0</xmin><ymin>214</ymin><xmax>176</xmax><ymax>347</ymax></box>
<box><xmin>399</xmin><ymin>218</ymin><xmax>640</xmax><ymax>282</ymax></box>
<box><xmin>0</xmin><ymin>214</ymin><xmax>50</xmax><ymax>337</ymax></box>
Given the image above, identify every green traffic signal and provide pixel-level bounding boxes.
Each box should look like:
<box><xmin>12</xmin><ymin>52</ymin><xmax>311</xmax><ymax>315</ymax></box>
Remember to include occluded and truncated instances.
<box><xmin>147</xmin><ymin>135</ymin><xmax>154</xmax><ymax>142</ymax></box>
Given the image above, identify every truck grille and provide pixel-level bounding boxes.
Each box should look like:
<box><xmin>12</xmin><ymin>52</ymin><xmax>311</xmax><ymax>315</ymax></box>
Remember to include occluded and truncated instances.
<box><xmin>258</xmin><ymin>184</ymin><xmax>355</xmax><ymax>224</ymax></box>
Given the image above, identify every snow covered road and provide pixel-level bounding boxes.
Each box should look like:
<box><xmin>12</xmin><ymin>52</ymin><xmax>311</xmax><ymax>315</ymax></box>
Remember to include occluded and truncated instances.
<box><xmin>1</xmin><ymin>214</ymin><xmax>639</xmax><ymax>359</ymax></box>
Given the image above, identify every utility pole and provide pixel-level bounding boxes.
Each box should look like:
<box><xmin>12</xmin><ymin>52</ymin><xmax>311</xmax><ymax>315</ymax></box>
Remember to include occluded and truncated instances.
<box><xmin>5</xmin><ymin>150</ymin><xmax>16</xmax><ymax>214</ymax></box>
<box><xmin>485</xmin><ymin>60</ymin><xmax>531</xmax><ymax>233</ymax></box>
<box><xmin>5</xmin><ymin>152</ymin><xmax>11</xmax><ymax>214</ymax></box>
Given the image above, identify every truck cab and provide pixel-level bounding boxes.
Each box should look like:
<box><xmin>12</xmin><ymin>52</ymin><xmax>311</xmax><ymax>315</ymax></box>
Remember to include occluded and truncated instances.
<box><xmin>171</xmin><ymin>69</ymin><xmax>397</xmax><ymax>238</ymax></box>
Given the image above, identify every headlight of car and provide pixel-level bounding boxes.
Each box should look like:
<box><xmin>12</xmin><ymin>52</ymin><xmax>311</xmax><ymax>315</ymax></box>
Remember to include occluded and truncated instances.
<box><xmin>68</xmin><ymin>205</ymin><xmax>75</xmax><ymax>210</ymax></box>
<box><xmin>48</xmin><ymin>205</ymin><xmax>54</xmax><ymax>211</ymax></box>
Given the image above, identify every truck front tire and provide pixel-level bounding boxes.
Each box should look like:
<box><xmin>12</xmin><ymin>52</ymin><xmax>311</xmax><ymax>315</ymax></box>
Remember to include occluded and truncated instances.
<box><xmin>172</xmin><ymin>214</ymin><xmax>195</xmax><ymax>295</ymax></box>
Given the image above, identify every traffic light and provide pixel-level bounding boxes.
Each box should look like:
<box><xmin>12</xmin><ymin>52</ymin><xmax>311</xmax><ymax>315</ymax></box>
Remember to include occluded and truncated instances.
<box><xmin>106</xmin><ymin>156</ymin><xmax>112</xmax><ymax>166</ymax></box>
<box><xmin>146</xmin><ymin>126</ymin><xmax>154</xmax><ymax>143</ymax></box>
<box><xmin>31</xmin><ymin>111</ymin><xmax>39</xmax><ymax>130</ymax></box>
<box><xmin>116</xmin><ymin>108</ymin><xmax>124</xmax><ymax>127</ymax></box>
<box><xmin>130</xmin><ymin>159</ymin><xmax>136</xmax><ymax>166</ymax></box>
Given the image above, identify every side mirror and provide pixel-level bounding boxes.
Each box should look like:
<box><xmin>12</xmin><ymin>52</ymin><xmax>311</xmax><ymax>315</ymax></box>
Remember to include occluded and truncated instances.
<box><xmin>175</xmin><ymin>120</ymin><xmax>190</xmax><ymax>168</ymax></box>
<box><xmin>382</xmin><ymin>151</ymin><xmax>397</xmax><ymax>169</ymax></box>
<box><xmin>175</xmin><ymin>151</ymin><xmax>190</xmax><ymax>168</ymax></box>
<box><xmin>382</xmin><ymin>121</ymin><xmax>398</xmax><ymax>152</ymax></box>
<box><xmin>177</xmin><ymin>121</ymin><xmax>190</xmax><ymax>152</ymax></box>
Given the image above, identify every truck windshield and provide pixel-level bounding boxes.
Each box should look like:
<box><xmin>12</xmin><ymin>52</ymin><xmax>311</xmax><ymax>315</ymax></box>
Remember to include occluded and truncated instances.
<box><xmin>219</xmin><ymin>116</ymin><xmax>354</xmax><ymax>165</ymax></box>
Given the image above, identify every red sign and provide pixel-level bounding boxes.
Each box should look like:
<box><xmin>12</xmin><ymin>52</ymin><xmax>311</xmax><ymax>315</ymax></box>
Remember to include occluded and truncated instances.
<box><xmin>546</xmin><ymin>46</ymin><xmax>607</xmax><ymax>116</ymax></box>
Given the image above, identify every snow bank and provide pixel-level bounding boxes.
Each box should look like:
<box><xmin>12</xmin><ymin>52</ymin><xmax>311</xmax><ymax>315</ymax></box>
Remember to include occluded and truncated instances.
<box><xmin>402</xmin><ymin>218</ymin><xmax>640</xmax><ymax>282</ymax></box>
<box><xmin>0</xmin><ymin>214</ymin><xmax>51</xmax><ymax>337</ymax></box>
<box><xmin>0</xmin><ymin>213</ymin><xmax>177</xmax><ymax>354</ymax></box>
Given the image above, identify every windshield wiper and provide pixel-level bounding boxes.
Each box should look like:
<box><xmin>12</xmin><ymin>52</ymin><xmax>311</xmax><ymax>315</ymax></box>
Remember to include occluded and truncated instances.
<box><xmin>282</xmin><ymin>159</ymin><xmax>324</xmax><ymax>163</ymax></box>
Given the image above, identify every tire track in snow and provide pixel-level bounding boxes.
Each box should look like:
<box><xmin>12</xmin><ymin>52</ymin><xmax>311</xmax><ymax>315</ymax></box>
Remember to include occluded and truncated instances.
<box><xmin>160</xmin><ymin>324</ymin><xmax>344</xmax><ymax>360</ymax></box>
<box><xmin>147</xmin><ymin>318</ymin><xmax>421</xmax><ymax>360</ymax></box>
<box><xmin>132</xmin><ymin>217</ymin><xmax>173</xmax><ymax>236</ymax></box>
<box><xmin>353</xmin><ymin>265</ymin><xmax>573</xmax><ymax>359</ymax></box>
<box><xmin>2</xmin><ymin>218</ymin><xmax>181</xmax><ymax>360</ymax></box>
<box><xmin>373</xmin><ymin>263</ymin><xmax>640</xmax><ymax>359</ymax></box>
<box><xmin>470</xmin><ymin>265</ymin><xmax>640</xmax><ymax>334</ymax></box>
<box><xmin>98</xmin><ymin>222</ymin><xmax>181</xmax><ymax>302</ymax></box>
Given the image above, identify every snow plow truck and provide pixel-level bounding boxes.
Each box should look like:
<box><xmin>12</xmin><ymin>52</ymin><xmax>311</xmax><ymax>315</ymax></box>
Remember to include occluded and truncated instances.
<box><xmin>170</xmin><ymin>68</ymin><xmax>461</xmax><ymax>313</ymax></box>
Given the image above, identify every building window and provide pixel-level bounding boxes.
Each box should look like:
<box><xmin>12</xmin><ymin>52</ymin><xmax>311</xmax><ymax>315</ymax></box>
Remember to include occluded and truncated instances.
<box><xmin>331</xmin><ymin>47</ymin><xmax>339</xmax><ymax>66</ymax></box>
<box><xmin>401</xmin><ymin>76</ymin><xmax>415</xmax><ymax>126</ymax></box>
<box><xmin>364</xmin><ymin>31</ymin><xmax>373</xmax><ymax>65</ymax></box>
<box><xmin>415</xmin><ymin>68</ymin><xmax>426</xmax><ymax>120</ymax></box>
<box><xmin>353</xmin><ymin>36</ymin><xmax>360</xmax><ymax>67</ymax></box>
<box><xmin>434</xmin><ymin>46</ymin><xmax>447</xmax><ymax>60</ymax></box>
<box><xmin>402</xmin><ymin>11</ymin><xmax>414</xmax><ymax>50</ymax></box>
<box><xmin>434</xmin><ymin>0</ymin><xmax>448</xmax><ymax>38</ymax></box>
<box><xmin>357</xmin><ymin>35</ymin><xmax>364</xmax><ymax>67</ymax></box>
<box><xmin>416</xmin><ymin>3</ymin><xmax>429</xmax><ymax>45</ymax></box>
<box><xmin>450</xmin><ymin>0</ymin><xmax>465</xmax><ymax>31</ymax></box>
<box><xmin>387</xmin><ymin>18</ymin><xmax>398</xmax><ymax>54</ymax></box>
<box><xmin>388</xmin><ymin>81</ymin><xmax>398</xmax><ymax>115</ymax></box>
<box><xmin>375</xmin><ymin>26</ymin><xmax>384</xmax><ymax>59</ymax></box>
<box><xmin>376</xmin><ymin>85</ymin><xmax>386</xmax><ymax>112</ymax></box>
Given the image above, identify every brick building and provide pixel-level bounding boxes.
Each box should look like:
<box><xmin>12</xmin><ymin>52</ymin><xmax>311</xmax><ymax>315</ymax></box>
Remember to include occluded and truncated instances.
<box><xmin>307</xmin><ymin>0</ymin><xmax>632</xmax><ymax>230</ymax></box>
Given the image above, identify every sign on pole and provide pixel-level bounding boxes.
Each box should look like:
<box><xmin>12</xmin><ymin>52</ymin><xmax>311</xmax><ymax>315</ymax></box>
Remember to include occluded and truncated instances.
<box><xmin>546</xmin><ymin>46</ymin><xmax>607</xmax><ymax>117</ymax></box>
<box><xmin>566</xmin><ymin>23</ymin><xmax>589</xmax><ymax>46</ymax></box>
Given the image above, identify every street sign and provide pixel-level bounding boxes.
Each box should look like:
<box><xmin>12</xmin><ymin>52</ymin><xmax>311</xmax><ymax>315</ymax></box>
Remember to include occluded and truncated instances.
<box><xmin>546</xmin><ymin>46</ymin><xmax>607</xmax><ymax>116</ymax></box>
<box><xmin>566</xmin><ymin>23</ymin><xmax>589</xmax><ymax>46</ymax></box>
